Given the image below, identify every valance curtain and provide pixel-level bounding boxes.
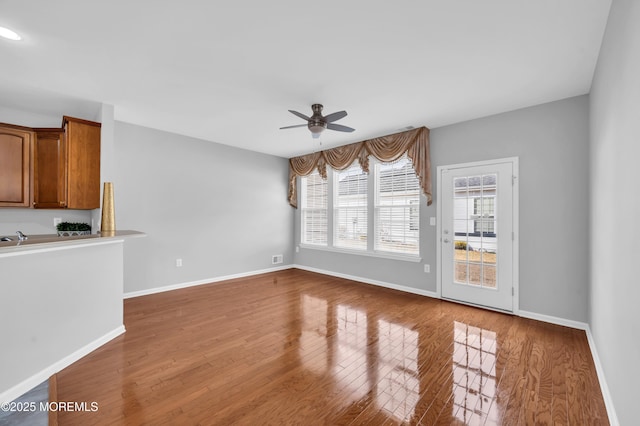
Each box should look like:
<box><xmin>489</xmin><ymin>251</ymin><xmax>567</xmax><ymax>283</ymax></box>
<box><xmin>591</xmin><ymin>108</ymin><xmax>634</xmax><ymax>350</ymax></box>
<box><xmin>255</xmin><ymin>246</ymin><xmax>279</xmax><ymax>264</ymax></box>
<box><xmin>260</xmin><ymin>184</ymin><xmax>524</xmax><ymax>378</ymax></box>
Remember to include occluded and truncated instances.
<box><xmin>288</xmin><ymin>126</ymin><xmax>432</xmax><ymax>208</ymax></box>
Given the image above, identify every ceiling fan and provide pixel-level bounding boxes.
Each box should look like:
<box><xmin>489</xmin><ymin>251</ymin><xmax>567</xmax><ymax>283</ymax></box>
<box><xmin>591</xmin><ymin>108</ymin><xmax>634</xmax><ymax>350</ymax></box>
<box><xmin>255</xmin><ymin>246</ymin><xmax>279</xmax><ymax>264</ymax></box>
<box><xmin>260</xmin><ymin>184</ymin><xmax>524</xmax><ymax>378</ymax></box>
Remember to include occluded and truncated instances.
<box><xmin>280</xmin><ymin>104</ymin><xmax>355</xmax><ymax>139</ymax></box>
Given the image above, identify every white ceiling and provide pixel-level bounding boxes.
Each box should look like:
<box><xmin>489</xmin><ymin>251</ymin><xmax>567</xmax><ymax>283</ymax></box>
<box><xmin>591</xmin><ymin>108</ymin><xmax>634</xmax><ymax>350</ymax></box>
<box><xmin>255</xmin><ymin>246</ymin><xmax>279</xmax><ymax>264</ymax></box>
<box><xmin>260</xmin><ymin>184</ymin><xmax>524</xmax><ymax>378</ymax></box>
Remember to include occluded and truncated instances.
<box><xmin>0</xmin><ymin>0</ymin><xmax>611</xmax><ymax>158</ymax></box>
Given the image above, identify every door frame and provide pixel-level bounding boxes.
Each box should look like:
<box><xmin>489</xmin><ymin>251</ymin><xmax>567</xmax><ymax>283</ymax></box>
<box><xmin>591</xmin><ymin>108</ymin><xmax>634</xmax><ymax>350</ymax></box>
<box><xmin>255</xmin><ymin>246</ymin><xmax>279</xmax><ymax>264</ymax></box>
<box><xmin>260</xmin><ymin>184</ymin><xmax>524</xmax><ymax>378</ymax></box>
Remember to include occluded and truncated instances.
<box><xmin>436</xmin><ymin>157</ymin><xmax>520</xmax><ymax>313</ymax></box>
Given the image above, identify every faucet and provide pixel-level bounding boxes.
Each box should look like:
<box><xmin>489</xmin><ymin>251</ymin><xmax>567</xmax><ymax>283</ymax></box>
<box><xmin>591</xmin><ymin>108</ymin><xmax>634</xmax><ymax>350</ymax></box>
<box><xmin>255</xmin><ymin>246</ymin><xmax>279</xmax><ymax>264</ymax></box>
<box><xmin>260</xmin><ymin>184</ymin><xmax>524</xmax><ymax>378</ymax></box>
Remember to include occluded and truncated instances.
<box><xmin>16</xmin><ymin>231</ymin><xmax>28</xmax><ymax>241</ymax></box>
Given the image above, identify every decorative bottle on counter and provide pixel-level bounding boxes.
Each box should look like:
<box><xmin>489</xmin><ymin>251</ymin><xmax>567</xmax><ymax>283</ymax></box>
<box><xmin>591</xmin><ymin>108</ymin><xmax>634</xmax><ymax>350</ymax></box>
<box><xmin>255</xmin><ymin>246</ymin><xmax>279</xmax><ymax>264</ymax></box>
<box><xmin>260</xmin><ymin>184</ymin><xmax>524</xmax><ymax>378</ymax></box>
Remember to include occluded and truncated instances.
<box><xmin>100</xmin><ymin>182</ymin><xmax>116</xmax><ymax>236</ymax></box>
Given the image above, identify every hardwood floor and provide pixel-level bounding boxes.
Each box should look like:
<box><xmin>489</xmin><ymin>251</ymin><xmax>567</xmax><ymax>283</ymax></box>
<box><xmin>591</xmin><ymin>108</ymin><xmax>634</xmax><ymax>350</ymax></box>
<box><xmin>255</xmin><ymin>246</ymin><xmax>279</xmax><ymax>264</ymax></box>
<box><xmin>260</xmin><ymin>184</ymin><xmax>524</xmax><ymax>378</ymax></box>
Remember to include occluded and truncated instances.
<box><xmin>54</xmin><ymin>269</ymin><xmax>608</xmax><ymax>425</ymax></box>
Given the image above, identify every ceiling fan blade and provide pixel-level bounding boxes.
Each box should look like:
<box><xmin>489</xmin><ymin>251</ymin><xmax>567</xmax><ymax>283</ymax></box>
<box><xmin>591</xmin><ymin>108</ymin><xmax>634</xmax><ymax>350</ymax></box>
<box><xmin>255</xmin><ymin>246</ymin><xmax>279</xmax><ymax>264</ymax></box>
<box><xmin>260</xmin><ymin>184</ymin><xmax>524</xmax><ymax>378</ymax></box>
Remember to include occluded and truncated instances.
<box><xmin>323</xmin><ymin>110</ymin><xmax>347</xmax><ymax>123</ymax></box>
<box><xmin>327</xmin><ymin>123</ymin><xmax>355</xmax><ymax>133</ymax></box>
<box><xmin>279</xmin><ymin>124</ymin><xmax>308</xmax><ymax>130</ymax></box>
<box><xmin>288</xmin><ymin>110</ymin><xmax>310</xmax><ymax>121</ymax></box>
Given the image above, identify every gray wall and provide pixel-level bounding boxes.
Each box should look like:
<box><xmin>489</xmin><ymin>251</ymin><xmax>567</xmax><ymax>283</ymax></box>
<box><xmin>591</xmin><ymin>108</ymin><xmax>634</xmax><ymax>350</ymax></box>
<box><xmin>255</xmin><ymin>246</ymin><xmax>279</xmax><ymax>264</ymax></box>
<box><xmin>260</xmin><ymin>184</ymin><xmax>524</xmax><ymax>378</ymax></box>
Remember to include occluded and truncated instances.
<box><xmin>113</xmin><ymin>121</ymin><xmax>294</xmax><ymax>294</ymax></box>
<box><xmin>589</xmin><ymin>0</ymin><xmax>640</xmax><ymax>424</ymax></box>
<box><xmin>0</xmin><ymin>208</ymin><xmax>92</xmax><ymax>236</ymax></box>
<box><xmin>433</xmin><ymin>96</ymin><xmax>589</xmax><ymax>322</ymax></box>
<box><xmin>294</xmin><ymin>95</ymin><xmax>590</xmax><ymax>323</ymax></box>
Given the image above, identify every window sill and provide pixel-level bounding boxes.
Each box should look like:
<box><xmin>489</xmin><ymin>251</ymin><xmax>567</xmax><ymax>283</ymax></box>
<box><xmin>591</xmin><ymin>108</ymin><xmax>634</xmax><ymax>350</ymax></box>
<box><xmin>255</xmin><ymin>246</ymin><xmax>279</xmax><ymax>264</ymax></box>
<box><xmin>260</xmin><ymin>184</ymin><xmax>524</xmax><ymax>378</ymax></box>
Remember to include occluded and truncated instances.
<box><xmin>298</xmin><ymin>243</ymin><xmax>422</xmax><ymax>263</ymax></box>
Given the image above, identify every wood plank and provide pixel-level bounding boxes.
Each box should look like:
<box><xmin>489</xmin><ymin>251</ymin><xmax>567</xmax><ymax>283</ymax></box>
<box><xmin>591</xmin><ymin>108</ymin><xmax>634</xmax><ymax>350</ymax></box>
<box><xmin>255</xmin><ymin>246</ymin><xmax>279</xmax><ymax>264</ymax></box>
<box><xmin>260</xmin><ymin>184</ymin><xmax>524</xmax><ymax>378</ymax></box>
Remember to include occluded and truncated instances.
<box><xmin>551</xmin><ymin>325</ymin><xmax>571</xmax><ymax>426</ymax></box>
<box><xmin>534</xmin><ymin>326</ymin><xmax>555</xmax><ymax>425</ymax></box>
<box><xmin>48</xmin><ymin>375</ymin><xmax>58</xmax><ymax>426</ymax></box>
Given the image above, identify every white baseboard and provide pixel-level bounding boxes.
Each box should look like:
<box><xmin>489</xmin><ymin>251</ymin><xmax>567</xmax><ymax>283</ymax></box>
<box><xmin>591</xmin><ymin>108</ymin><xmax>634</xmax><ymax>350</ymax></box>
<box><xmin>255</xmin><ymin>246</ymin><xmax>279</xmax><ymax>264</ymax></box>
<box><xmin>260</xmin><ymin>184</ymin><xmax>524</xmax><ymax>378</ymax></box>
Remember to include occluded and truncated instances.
<box><xmin>292</xmin><ymin>264</ymin><xmax>440</xmax><ymax>299</ymax></box>
<box><xmin>517</xmin><ymin>309</ymin><xmax>589</xmax><ymax>330</ymax></box>
<box><xmin>123</xmin><ymin>264</ymin><xmax>293</xmax><ymax>299</ymax></box>
<box><xmin>0</xmin><ymin>325</ymin><xmax>125</xmax><ymax>404</ymax></box>
<box><xmin>585</xmin><ymin>326</ymin><xmax>620</xmax><ymax>426</ymax></box>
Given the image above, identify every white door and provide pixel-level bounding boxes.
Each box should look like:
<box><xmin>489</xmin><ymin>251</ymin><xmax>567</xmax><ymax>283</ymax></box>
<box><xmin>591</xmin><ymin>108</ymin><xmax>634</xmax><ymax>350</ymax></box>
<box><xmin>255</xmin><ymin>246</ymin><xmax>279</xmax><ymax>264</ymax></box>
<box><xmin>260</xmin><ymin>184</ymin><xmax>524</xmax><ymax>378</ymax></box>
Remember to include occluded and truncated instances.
<box><xmin>439</xmin><ymin>159</ymin><xmax>517</xmax><ymax>312</ymax></box>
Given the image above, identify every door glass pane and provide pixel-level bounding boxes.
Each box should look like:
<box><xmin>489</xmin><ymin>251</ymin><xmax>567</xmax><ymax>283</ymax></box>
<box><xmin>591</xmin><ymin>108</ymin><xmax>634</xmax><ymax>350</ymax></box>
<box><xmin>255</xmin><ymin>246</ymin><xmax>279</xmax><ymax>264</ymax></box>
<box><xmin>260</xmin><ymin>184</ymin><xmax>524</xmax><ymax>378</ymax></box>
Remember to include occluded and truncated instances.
<box><xmin>481</xmin><ymin>250</ymin><xmax>496</xmax><ymax>265</ymax></box>
<box><xmin>454</xmin><ymin>238</ymin><xmax>468</xmax><ymax>285</ymax></box>
<box><xmin>483</xmin><ymin>265</ymin><xmax>496</xmax><ymax>288</ymax></box>
<box><xmin>455</xmin><ymin>261</ymin><xmax>468</xmax><ymax>283</ymax></box>
<box><xmin>452</xmin><ymin>174</ymin><xmax>498</xmax><ymax>289</ymax></box>
<box><xmin>468</xmin><ymin>262</ymin><xmax>481</xmax><ymax>286</ymax></box>
<box><xmin>453</xmin><ymin>178</ymin><xmax>469</xmax><ymax>220</ymax></box>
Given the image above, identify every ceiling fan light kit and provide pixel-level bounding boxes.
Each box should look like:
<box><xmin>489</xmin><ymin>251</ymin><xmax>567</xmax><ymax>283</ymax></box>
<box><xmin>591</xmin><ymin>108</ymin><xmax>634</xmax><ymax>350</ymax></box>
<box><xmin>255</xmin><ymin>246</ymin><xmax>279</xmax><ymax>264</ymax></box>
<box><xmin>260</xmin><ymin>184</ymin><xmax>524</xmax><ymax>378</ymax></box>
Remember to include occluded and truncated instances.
<box><xmin>280</xmin><ymin>104</ymin><xmax>355</xmax><ymax>138</ymax></box>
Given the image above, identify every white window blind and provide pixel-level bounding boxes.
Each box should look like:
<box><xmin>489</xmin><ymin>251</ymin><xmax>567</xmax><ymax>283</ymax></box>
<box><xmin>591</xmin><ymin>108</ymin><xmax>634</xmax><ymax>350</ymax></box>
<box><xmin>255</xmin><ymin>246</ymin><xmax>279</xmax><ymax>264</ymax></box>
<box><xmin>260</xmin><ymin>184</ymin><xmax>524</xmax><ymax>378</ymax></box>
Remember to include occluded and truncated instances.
<box><xmin>300</xmin><ymin>171</ymin><xmax>327</xmax><ymax>245</ymax></box>
<box><xmin>334</xmin><ymin>164</ymin><xmax>368</xmax><ymax>250</ymax></box>
<box><xmin>375</xmin><ymin>156</ymin><xmax>420</xmax><ymax>255</ymax></box>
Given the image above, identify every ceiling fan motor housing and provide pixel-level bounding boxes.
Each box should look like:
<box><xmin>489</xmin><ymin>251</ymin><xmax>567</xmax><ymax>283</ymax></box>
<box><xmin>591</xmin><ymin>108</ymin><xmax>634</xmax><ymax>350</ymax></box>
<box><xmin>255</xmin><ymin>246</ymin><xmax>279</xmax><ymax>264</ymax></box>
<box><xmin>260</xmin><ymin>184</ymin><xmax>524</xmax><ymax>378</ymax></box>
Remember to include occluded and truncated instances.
<box><xmin>308</xmin><ymin>120</ymin><xmax>327</xmax><ymax>134</ymax></box>
<box><xmin>308</xmin><ymin>104</ymin><xmax>327</xmax><ymax>135</ymax></box>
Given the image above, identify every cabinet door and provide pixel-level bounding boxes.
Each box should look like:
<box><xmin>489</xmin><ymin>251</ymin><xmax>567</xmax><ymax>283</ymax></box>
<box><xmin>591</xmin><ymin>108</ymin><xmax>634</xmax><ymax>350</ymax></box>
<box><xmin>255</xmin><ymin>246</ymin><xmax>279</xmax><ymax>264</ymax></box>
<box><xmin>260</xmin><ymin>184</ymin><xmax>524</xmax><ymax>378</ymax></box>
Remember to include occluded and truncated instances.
<box><xmin>33</xmin><ymin>129</ymin><xmax>67</xmax><ymax>208</ymax></box>
<box><xmin>64</xmin><ymin>117</ymin><xmax>101</xmax><ymax>209</ymax></box>
<box><xmin>0</xmin><ymin>126</ymin><xmax>32</xmax><ymax>207</ymax></box>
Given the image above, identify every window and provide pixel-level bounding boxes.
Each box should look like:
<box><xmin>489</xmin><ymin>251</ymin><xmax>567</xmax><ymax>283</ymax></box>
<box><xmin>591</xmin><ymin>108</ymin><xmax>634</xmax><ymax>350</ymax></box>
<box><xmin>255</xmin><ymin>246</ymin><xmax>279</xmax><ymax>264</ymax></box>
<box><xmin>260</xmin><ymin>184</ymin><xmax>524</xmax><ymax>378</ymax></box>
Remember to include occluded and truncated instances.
<box><xmin>375</xmin><ymin>157</ymin><xmax>421</xmax><ymax>255</ymax></box>
<box><xmin>473</xmin><ymin>197</ymin><xmax>495</xmax><ymax>234</ymax></box>
<box><xmin>300</xmin><ymin>155</ymin><xmax>421</xmax><ymax>260</ymax></box>
<box><xmin>334</xmin><ymin>164</ymin><xmax>368</xmax><ymax>250</ymax></box>
<box><xmin>300</xmin><ymin>171</ymin><xmax>327</xmax><ymax>245</ymax></box>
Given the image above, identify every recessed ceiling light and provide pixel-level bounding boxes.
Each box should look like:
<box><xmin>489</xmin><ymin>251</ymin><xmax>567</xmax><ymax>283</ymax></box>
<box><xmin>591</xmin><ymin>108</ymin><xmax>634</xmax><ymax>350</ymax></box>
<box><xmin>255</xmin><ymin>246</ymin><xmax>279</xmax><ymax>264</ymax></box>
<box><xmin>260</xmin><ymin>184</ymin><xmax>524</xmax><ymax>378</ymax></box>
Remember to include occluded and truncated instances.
<box><xmin>0</xmin><ymin>26</ymin><xmax>21</xmax><ymax>41</ymax></box>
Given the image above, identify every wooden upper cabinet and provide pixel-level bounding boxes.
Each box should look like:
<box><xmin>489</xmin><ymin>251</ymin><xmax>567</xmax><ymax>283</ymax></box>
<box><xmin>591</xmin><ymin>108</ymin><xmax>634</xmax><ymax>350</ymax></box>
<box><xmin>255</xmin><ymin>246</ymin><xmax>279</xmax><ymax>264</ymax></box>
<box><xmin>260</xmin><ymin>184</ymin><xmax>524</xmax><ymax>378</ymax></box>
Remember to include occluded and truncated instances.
<box><xmin>33</xmin><ymin>128</ymin><xmax>66</xmax><ymax>208</ymax></box>
<box><xmin>0</xmin><ymin>124</ymin><xmax>33</xmax><ymax>207</ymax></box>
<box><xmin>0</xmin><ymin>116</ymin><xmax>100</xmax><ymax>209</ymax></box>
<box><xmin>63</xmin><ymin>116</ymin><xmax>101</xmax><ymax>210</ymax></box>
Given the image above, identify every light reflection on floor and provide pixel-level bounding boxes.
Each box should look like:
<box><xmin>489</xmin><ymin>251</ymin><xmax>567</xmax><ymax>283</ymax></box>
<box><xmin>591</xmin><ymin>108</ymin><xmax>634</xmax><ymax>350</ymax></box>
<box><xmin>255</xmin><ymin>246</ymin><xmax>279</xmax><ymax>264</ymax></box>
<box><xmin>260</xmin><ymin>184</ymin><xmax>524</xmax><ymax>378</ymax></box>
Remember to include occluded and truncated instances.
<box><xmin>452</xmin><ymin>321</ymin><xmax>498</xmax><ymax>424</ymax></box>
<box><xmin>377</xmin><ymin>319</ymin><xmax>419</xmax><ymax>422</ymax></box>
<box><xmin>299</xmin><ymin>293</ymin><xmax>421</xmax><ymax>422</ymax></box>
<box><xmin>334</xmin><ymin>304</ymin><xmax>369</xmax><ymax>400</ymax></box>
<box><xmin>300</xmin><ymin>295</ymin><xmax>328</xmax><ymax>374</ymax></box>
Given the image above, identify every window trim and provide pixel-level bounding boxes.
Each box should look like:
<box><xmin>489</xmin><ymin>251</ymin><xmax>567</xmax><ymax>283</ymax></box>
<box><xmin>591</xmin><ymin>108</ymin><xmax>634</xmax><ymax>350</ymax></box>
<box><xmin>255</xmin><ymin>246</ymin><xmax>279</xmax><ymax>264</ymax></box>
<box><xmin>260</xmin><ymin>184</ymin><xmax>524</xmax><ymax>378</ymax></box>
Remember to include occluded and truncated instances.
<box><xmin>299</xmin><ymin>242</ymin><xmax>422</xmax><ymax>262</ymax></box>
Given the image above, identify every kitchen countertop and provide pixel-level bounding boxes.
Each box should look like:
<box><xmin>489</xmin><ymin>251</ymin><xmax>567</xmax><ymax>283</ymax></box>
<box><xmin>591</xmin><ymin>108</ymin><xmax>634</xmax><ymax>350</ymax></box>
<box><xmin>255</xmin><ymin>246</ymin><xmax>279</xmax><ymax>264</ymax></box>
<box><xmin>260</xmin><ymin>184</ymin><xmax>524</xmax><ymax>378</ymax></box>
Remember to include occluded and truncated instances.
<box><xmin>0</xmin><ymin>230</ymin><xmax>145</xmax><ymax>256</ymax></box>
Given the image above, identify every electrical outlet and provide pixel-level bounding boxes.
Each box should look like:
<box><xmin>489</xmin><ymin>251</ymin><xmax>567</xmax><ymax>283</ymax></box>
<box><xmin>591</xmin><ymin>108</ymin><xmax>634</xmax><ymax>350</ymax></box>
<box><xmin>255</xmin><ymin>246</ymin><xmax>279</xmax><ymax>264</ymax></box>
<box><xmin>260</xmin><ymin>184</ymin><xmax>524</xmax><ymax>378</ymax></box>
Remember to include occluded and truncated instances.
<box><xmin>53</xmin><ymin>217</ymin><xmax>62</xmax><ymax>227</ymax></box>
<box><xmin>272</xmin><ymin>254</ymin><xmax>283</xmax><ymax>265</ymax></box>
<box><xmin>176</xmin><ymin>258</ymin><xmax>182</xmax><ymax>267</ymax></box>
<box><xmin>424</xmin><ymin>264</ymin><xmax>430</xmax><ymax>273</ymax></box>
<box><xmin>429</xmin><ymin>217</ymin><xmax>436</xmax><ymax>226</ymax></box>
